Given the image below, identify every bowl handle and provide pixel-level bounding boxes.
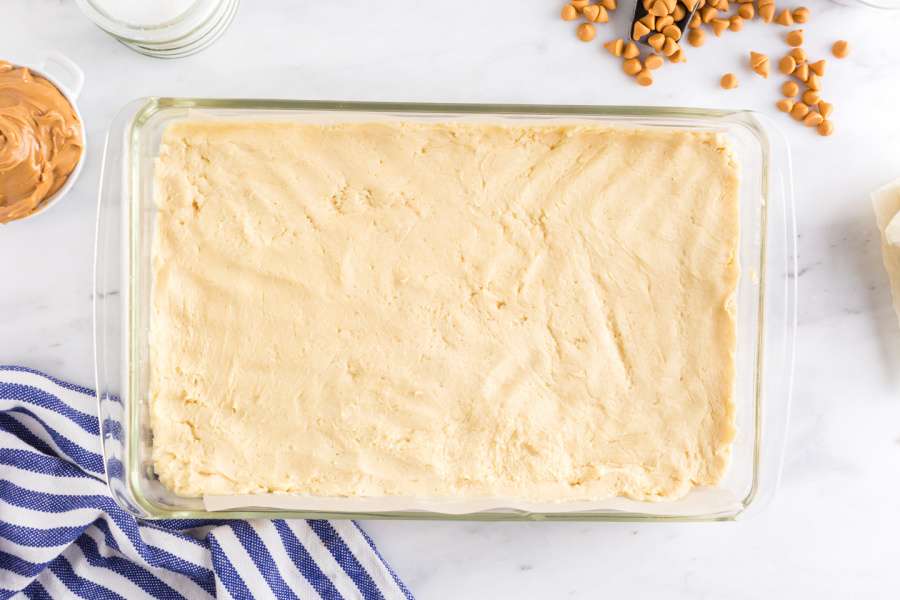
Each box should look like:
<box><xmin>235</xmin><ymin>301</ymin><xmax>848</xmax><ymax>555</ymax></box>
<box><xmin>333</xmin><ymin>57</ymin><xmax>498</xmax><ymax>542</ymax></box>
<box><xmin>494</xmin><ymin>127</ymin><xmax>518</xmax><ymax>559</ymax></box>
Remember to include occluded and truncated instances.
<box><xmin>39</xmin><ymin>52</ymin><xmax>85</xmax><ymax>100</ymax></box>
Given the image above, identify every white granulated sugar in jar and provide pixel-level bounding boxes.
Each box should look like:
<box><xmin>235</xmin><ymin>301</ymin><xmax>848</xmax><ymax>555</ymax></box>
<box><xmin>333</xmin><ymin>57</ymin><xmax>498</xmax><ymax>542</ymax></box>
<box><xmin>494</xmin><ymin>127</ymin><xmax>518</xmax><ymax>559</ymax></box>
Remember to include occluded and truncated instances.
<box><xmin>91</xmin><ymin>0</ymin><xmax>197</xmax><ymax>26</ymax></box>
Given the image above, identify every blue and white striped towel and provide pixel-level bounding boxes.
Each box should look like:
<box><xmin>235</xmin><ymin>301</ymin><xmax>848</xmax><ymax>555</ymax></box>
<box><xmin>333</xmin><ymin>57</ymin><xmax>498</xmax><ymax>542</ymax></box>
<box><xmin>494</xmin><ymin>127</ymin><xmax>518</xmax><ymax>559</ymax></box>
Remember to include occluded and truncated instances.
<box><xmin>0</xmin><ymin>366</ymin><xmax>414</xmax><ymax>600</ymax></box>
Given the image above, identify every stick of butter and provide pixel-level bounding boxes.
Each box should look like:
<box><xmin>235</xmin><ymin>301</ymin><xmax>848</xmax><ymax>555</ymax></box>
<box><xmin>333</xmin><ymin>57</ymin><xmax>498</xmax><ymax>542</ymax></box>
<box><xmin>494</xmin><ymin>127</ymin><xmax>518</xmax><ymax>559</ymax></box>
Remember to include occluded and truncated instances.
<box><xmin>872</xmin><ymin>179</ymin><xmax>900</xmax><ymax>326</ymax></box>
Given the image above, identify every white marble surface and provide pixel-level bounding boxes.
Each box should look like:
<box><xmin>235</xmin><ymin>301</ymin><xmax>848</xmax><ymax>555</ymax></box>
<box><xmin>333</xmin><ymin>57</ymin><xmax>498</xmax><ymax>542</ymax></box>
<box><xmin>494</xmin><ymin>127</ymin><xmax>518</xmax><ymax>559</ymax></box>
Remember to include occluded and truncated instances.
<box><xmin>3</xmin><ymin>1</ymin><xmax>900</xmax><ymax>597</ymax></box>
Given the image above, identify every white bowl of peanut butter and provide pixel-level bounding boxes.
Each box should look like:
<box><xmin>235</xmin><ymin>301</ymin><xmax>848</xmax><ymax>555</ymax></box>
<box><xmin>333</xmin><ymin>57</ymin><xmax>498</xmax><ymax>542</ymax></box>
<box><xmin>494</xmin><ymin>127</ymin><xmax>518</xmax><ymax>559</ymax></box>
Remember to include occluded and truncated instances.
<box><xmin>0</xmin><ymin>53</ymin><xmax>86</xmax><ymax>224</ymax></box>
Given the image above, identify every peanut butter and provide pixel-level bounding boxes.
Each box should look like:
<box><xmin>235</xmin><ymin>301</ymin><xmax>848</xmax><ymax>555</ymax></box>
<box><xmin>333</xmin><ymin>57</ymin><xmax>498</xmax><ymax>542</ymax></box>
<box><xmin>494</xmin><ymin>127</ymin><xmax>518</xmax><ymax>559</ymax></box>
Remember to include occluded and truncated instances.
<box><xmin>0</xmin><ymin>61</ymin><xmax>83</xmax><ymax>223</ymax></box>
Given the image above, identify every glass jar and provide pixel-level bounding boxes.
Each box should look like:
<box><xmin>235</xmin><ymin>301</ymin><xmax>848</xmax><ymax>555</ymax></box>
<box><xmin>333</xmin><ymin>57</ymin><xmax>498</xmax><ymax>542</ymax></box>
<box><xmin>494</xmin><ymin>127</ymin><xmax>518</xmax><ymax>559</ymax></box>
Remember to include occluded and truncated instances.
<box><xmin>74</xmin><ymin>0</ymin><xmax>240</xmax><ymax>59</ymax></box>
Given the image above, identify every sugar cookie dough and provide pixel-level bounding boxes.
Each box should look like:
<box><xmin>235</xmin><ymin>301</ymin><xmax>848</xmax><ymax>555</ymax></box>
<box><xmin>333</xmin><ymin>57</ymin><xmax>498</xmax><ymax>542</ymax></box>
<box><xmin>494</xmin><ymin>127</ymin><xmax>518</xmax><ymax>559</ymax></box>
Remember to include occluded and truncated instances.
<box><xmin>149</xmin><ymin>120</ymin><xmax>740</xmax><ymax>501</ymax></box>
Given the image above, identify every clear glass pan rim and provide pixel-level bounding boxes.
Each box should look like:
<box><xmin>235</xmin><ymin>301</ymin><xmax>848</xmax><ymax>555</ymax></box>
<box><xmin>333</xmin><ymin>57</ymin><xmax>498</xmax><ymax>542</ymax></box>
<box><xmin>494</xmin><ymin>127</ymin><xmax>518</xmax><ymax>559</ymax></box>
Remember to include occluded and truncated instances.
<box><xmin>94</xmin><ymin>97</ymin><xmax>797</xmax><ymax>521</ymax></box>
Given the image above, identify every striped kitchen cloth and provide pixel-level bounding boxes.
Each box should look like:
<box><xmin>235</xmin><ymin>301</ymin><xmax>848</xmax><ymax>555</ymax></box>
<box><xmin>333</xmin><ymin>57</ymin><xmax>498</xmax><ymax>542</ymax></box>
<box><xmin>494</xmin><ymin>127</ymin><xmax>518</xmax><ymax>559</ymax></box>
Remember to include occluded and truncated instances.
<box><xmin>0</xmin><ymin>366</ymin><xmax>414</xmax><ymax>600</ymax></box>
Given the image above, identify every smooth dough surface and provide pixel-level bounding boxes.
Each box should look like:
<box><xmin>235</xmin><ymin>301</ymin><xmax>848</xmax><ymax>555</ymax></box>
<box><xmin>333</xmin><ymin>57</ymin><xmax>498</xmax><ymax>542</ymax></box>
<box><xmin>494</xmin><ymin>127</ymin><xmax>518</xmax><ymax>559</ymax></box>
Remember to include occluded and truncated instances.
<box><xmin>149</xmin><ymin>120</ymin><xmax>740</xmax><ymax>501</ymax></box>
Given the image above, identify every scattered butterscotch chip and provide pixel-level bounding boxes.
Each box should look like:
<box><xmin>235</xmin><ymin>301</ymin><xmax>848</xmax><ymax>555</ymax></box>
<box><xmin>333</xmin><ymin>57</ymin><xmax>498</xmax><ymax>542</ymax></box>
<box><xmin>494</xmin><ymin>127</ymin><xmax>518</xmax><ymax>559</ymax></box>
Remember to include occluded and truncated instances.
<box><xmin>809</xmin><ymin>59</ymin><xmax>826</xmax><ymax>76</ymax></box>
<box><xmin>738</xmin><ymin>3</ymin><xmax>754</xmax><ymax>19</ymax></box>
<box><xmin>583</xmin><ymin>4</ymin><xmax>601</xmax><ymax>21</ymax></box>
<box><xmin>832</xmin><ymin>40</ymin><xmax>849</xmax><ymax>59</ymax></box>
<box><xmin>596</xmin><ymin>6</ymin><xmax>610</xmax><ymax>22</ymax></box>
<box><xmin>779</xmin><ymin>55</ymin><xmax>796</xmax><ymax>75</ymax></box>
<box><xmin>663</xmin><ymin>24</ymin><xmax>682</xmax><ymax>40</ymax></box>
<box><xmin>688</xmin><ymin>28</ymin><xmax>705</xmax><ymax>47</ymax></box>
<box><xmin>604</xmin><ymin>38</ymin><xmax>625</xmax><ymax>56</ymax></box>
<box><xmin>636</xmin><ymin>69</ymin><xmax>654</xmax><ymax>86</ymax></box>
<box><xmin>577</xmin><ymin>22</ymin><xmax>597</xmax><ymax>41</ymax></box>
<box><xmin>776</xmin><ymin>98</ymin><xmax>794</xmax><ymax>113</ymax></box>
<box><xmin>662</xmin><ymin>37</ymin><xmax>680</xmax><ymax>56</ymax></box>
<box><xmin>720</xmin><ymin>73</ymin><xmax>738</xmax><ymax>89</ymax></box>
<box><xmin>775</xmin><ymin>9</ymin><xmax>794</xmax><ymax>26</ymax></box>
<box><xmin>623</xmin><ymin>57</ymin><xmax>643</xmax><ymax>75</ymax></box>
<box><xmin>701</xmin><ymin>6</ymin><xmax>718</xmax><ymax>23</ymax></box>
<box><xmin>790</xmin><ymin>102</ymin><xmax>810</xmax><ymax>120</ymax></box>
<box><xmin>802</xmin><ymin>89</ymin><xmax>820</xmax><ymax>105</ymax></box>
<box><xmin>750</xmin><ymin>52</ymin><xmax>770</xmax><ymax>78</ymax></box>
<box><xmin>561</xmin><ymin>4</ymin><xmax>579</xmax><ymax>20</ymax></box>
<box><xmin>818</xmin><ymin>101</ymin><xmax>833</xmax><ymax>118</ymax></box>
<box><xmin>759</xmin><ymin>4</ymin><xmax>775</xmax><ymax>23</ymax></box>
<box><xmin>650</xmin><ymin>0</ymin><xmax>670</xmax><ymax>16</ymax></box>
<box><xmin>689</xmin><ymin>12</ymin><xmax>702</xmax><ymax>29</ymax></box>
<box><xmin>601</xmin><ymin>0</ymin><xmax>617</xmax><ymax>9</ymax></box>
<box><xmin>623</xmin><ymin>41</ymin><xmax>641</xmax><ymax>59</ymax></box>
<box><xmin>572</xmin><ymin>0</ymin><xmax>590</xmax><ymax>7</ymax></box>
<box><xmin>640</xmin><ymin>13</ymin><xmax>656</xmax><ymax>29</ymax></box>
<box><xmin>648</xmin><ymin>33</ymin><xmax>666</xmax><ymax>51</ymax></box>
<box><xmin>817</xmin><ymin>120</ymin><xmax>834</xmax><ymax>136</ymax></box>
<box><xmin>673</xmin><ymin>4</ymin><xmax>686</xmax><ymax>20</ymax></box>
<box><xmin>782</xmin><ymin>80</ymin><xmax>800</xmax><ymax>97</ymax></box>
<box><xmin>657</xmin><ymin>15</ymin><xmax>675</xmax><ymax>29</ymax></box>
<box><xmin>682</xmin><ymin>0</ymin><xmax>700</xmax><ymax>9</ymax></box>
<box><xmin>789</xmin><ymin>47</ymin><xmax>807</xmax><ymax>63</ymax></box>
<box><xmin>633</xmin><ymin>21</ymin><xmax>651</xmax><ymax>40</ymax></box>
<box><xmin>792</xmin><ymin>6</ymin><xmax>810</xmax><ymax>23</ymax></box>
<box><xmin>807</xmin><ymin>73</ymin><xmax>821</xmax><ymax>91</ymax></box>
<box><xmin>803</xmin><ymin>111</ymin><xmax>824</xmax><ymax>127</ymax></box>
<box><xmin>729</xmin><ymin>16</ymin><xmax>743</xmax><ymax>31</ymax></box>
<box><xmin>719</xmin><ymin>0</ymin><xmax>731</xmax><ymax>11</ymax></box>
<box><xmin>758</xmin><ymin>0</ymin><xmax>774</xmax><ymax>5</ymax></box>
<box><xmin>644</xmin><ymin>54</ymin><xmax>664</xmax><ymax>69</ymax></box>
<box><xmin>669</xmin><ymin>48</ymin><xmax>686</xmax><ymax>62</ymax></box>
<box><xmin>794</xmin><ymin>62</ymin><xmax>810</xmax><ymax>82</ymax></box>
<box><xmin>786</xmin><ymin>29</ymin><xmax>804</xmax><ymax>47</ymax></box>
<box><xmin>711</xmin><ymin>18</ymin><xmax>729</xmax><ymax>36</ymax></box>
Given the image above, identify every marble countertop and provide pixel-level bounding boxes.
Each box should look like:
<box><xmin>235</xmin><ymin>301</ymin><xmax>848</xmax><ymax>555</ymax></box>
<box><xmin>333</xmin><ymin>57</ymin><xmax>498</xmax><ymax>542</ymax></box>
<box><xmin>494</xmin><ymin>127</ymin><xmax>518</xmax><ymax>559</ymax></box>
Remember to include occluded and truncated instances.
<box><xmin>3</xmin><ymin>1</ymin><xmax>899</xmax><ymax>597</ymax></box>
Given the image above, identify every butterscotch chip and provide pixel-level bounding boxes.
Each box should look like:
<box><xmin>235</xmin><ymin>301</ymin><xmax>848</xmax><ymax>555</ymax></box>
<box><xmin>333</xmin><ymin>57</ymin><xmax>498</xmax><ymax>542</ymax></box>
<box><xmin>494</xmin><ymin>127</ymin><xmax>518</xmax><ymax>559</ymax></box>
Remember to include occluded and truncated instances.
<box><xmin>561</xmin><ymin>4</ymin><xmax>579</xmax><ymax>20</ymax></box>
<box><xmin>681</xmin><ymin>0</ymin><xmax>699</xmax><ymax>9</ymax></box>
<box><xmin>790</xmin><ymin>102</ymin><xmax>809</xmax><ymax>120</ymax></box>
<box><xmin>662</xmin><ymin>37</ymin><xmax>680</xmax><ymax>56</ymax></box>
<box><xmin>781</xmin><ymin>80</ymin><xmax>799</xmax><ymax>97</ymax></box>
<box><xmin>750</xmin><ymin>52</ymin><xmax>770</xmax><ymax>78</ymax></box>
<box><xmin>688</xmin><ymin>28</ymin><xmax>705</xmax><ymax>47</ymax></box>
<box><xmin>604</xmin><ymin>38</ymin><xmax>625</xmax><ymax>56</ymax></box>
<box><xmin>701</xmin><ymin>6</ymin><xmax>718</xmax><ymax>23</ymax></box>
<box><xmin>711</xmin><ymin>18</ymin><xmax>729</xmax><ymax>36</ymax></box>
<box><xmin>759</xmin><ymin>4</ymin><xmax>775</xmax><ymax>23</ymax></box>
<box><xmin>817</xmin><ymin>120</ymin><xmax>834</xmax><ymax>136</ymax></box>
<box><xmin>818</xmin><ymin>101</ymin><xmax>833</xmax><ymax>119</ymax></box>
<box><xmin>648</xmin><ymin>33</ymin><xmax>666</xmax><ymax>51</ymax></box>
<box><xmin>674</xmin><ymin>4</ymin><xmax>686</xmax><ymax>20</ymax></box>
<box><xmin>623</xmin><ymin>41</ymin><xmax>641</xmax><ymax>58</ymax></box>
<box><xmin>776</xmin><ymin>99</ymin><xmax>794</xmax><ymax>113</ymax></box>
<box><xmin>802</xmin><ymin>89</ymin><xmax>820</xmax><ymax>105</ymax></box>
<box><xmin>657</xmin><ymin>15</ymin><xmax>675</xmax><ymax>29</ymax></box>
<box><xmin>689</xmin><ymin>12</ymin><xmax>702</xmax><ymax>28</ymax></box>
<box><xmin>583</xmin><ymin>3</ymin><xmax>601</xmax><ymax>21</ymax></box>
<box><xmin>786</xmin><ymin>29</ymin><xmax>804</xmax><ymax>47</ymax></box>
<box><xmin>595</xmin><ymin>6</ymin><xmax>610</xmax><ymax>22</ymax></box>
<box><xmin>832</xmin><ymin>40</ymin><xmax>849</xmax><ymax>59</ymax></box>
<box><xmin>577</xmin><ymin>22</ymin><xmax>597</xmax><ymax>41</ymax></box>
<box><xmin>720</xmin><ymin>73</ymin><xmax>738</xmax><ymax>89</ymax></box>
<box><xmin>572</xmin><ymin>0</ymin><xmax>590</xmax><ymax>7</ymax></box>
<box><xmin>793</xmin><ymin>62</ymin><xmax>809</xmax><ymax>82</ymax></box>
<box><xmin>650</xmin><ymin>0</ymin><xmax>670</xmax><ymax>16</ymax></box>
<box><xmin>633</xmin><ymin>21</ymin><xmax>651</xmax><ymax>40</ymax></box>
<box><xmin>803</xmin><ymin>111</ymin><xmax>824</xmax><ymax>127</ymax></box>
<box><xmin>645</xmin><ymin>54</ymin><xmax>665</xmax><ymax>69</ymax></box>
<box><xmin>738</xmin><ymin>3</ymin><xmax>754</xmax><ymax>19</ymax></box>
<box><xmin>792</xmin><ymin>6</ymin><xmax>810</xmax><ymax>23</ymax></box>
<box><xmin>718</xmin><ymin>0</ymin><xmax>730</xmax><ymax>11</ymax></box>
<box><xmin>775</xmin><ymin>9</ymin><xmax>794</xmax><ymax>26</ymax></box>
<box><xmin>758</xmin><ymin>0</ymin><xmax>774</xmax><ymax>5</ymax></box>
<box><xmin>809</xmin><ymin>59</ymin><xmax>826</xmax><ymax>76</ymax></box>
<box><xmin>623</xmin><ymin>57</ymin><xmax>643</xmax><ymax>75</ymax></box>
<box><xmin>640</xmin><ymin>14</ymin><xmax>657</xmax><ymax>29</ymax></box>
<box><xmin>643</xmin><ymin>0</ymin><xmax>653</xmax><ymax>9</ymax></box>
<box><xmin>601</xmin><ymin>0</ymin><xmax>617</xmax><ymax>9</ymax></box>
<box><xmin>806</xmin><ymin>73</ymin><xmax>821</xmax><ymax>91</ymax></box>
<box><xmin>789</xmin><ymin>47</ymin><xmax>807</xmax><ymax>63</ymax></box>
<box><xmin>669</xmin><ymin>48</ymin><xmax>686</xmax><ymax>63</ymax></box>
<box><xmin>663</xmin><ymin>24</ymin><xmax>682</xmax><ymax>40</ymax></box>
<box><xmin>729</xmin><ymin>16</ymin><xmax>743</xmax><ymax>31</ymax></box>
<box><xmin>663</xmin><ymin>0</ymin><xmax>678</xmax><ymax>11</ymax></box>
<box><xmin>636</xmin><ymin>69</ymin><xmax>654</xmax><ymax>86</ymax></box>
<box><xmin>779</xmin><ymin>55</ymin><xmax>796</xmax><ymax>75</ymax></box>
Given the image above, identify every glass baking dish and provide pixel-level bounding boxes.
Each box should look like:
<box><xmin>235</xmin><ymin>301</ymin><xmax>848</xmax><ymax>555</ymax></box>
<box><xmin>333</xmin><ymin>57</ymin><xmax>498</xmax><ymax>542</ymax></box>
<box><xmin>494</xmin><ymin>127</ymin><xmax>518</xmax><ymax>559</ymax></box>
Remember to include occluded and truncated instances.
<box><xmin>94</xmin><ymin>98</ymin><xmax>796</xmax><ymax>521</ymax></box>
